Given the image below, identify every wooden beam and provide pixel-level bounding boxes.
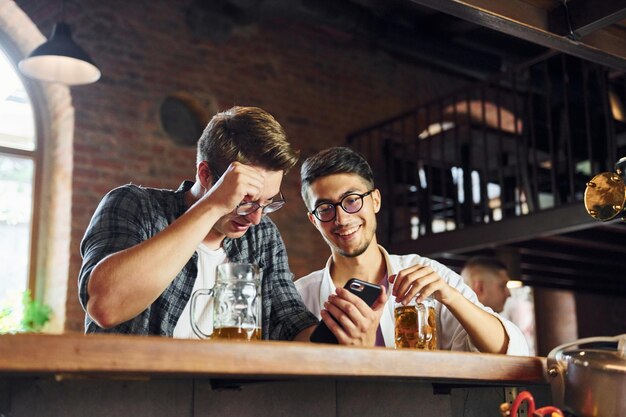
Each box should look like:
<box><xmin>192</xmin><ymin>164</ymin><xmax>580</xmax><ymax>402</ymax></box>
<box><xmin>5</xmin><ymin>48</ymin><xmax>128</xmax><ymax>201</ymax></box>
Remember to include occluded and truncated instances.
<box><xmin>540</xmin><ymin>233</ymin><xmax>626</xmax><ymax>253</ymax></box>
<box><xmin>581</xmin><ymin>27</ymin><xmax>626</xmax><ymax>63</ymax></box>
<box><xmin>389</xmin><ymin>204</ymin><xmax>598</xmax><ymax>257</ymax></box>
<box><xmin>549</xmin><ymin>0</ymin><xmax>626</xmax><ymax>38</ymax></box>
<box><xmin>409</xmin><ymin>0</ymin><xmax>626</xmax><ymax>70</ymax></box>
<box><xmin>514</xmin><ymin>244</ymin><xmax>626</xmax><ymax>269</ymax></box>
<box><xmin>520</xmin><ymin>259</ymin><xmax>625</xmax><ymax>283</ymax></box>
<box><xmin>520</xmin><ymin>272</ymin><xmax>626</xmax><ymax>295</ymax></box>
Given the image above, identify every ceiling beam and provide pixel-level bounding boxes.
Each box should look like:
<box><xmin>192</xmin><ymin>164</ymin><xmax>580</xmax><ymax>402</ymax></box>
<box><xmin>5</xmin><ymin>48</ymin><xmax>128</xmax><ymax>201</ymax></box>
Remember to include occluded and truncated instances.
<box><xmin>539</xmin><ymin>234</ymin><xmax>626</xmax><ymax>254</ymax></box>
<box><xmin>519</xmin><ymin>257</ymin><xmax>626</xmax><ymax>280</ymax></box>
<box><xmin>513</xmin><ymin>243</ymin><xmax>626</xmax><ymax>269</ymax></box>
<box><xmin>296</xmin><ymin>0</ymin><xmax>503</xmax><ymax>79</ymax></box>
<box><xmin>520</xmin><ymin>273</ymin><xmax>626</xmax><ymax>295</ymax></box>
<box><xmin>548</xmin><ymin>0</ymin><xmax>626</xmax><ymax>38</ymax></box>
<box><xmin>389</xmin><ymin>203</ymin><xmax>598</xmax><ymax>257</ymax></box>
<box><xmin>408</xmin><ymin>0</ymin><xmax>626</xmax><ymax>70</ymax></box>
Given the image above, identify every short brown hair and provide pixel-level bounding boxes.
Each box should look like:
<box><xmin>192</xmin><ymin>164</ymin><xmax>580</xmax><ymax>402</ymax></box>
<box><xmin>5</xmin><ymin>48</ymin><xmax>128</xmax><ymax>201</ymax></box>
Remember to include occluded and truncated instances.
<box><xmin>197</xmin><ymin>106</ymin><xmax>299</xmax><ymax>182</ymax></box>
<box><xmin>464</xmin><ymin>256</ymin><xmax>508</xmax><ymax>273</ymax></box>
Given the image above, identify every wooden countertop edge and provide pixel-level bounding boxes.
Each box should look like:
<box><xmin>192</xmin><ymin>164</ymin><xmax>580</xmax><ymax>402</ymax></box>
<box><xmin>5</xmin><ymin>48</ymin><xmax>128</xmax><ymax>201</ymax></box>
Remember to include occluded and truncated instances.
<box><xmin>0</xmin><ymin>333</ymin><xmax>548</xmax><ymax>384</ymax></box>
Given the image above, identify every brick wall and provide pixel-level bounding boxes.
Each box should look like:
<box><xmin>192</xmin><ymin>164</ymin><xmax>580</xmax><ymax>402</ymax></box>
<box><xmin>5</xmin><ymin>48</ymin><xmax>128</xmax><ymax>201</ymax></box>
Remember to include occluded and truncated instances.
<box><xmin>15</xmin><ymin>0</ymin><xmax>466</xmax><ymax>332</ymax></box>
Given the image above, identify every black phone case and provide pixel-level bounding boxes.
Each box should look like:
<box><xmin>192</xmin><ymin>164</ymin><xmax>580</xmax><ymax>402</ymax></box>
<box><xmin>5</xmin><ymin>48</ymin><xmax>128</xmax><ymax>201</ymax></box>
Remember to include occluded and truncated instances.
<box><xmin>310</xmin><ymin>278</ymin><xmax>382</xmax><ymax>344</ymax></box>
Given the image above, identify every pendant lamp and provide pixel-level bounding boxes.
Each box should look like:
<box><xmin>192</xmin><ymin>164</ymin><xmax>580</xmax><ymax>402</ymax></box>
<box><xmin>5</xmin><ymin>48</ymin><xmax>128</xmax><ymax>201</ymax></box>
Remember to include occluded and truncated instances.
<box><xmin>19</xmin><ymin>21</ymin><xmax>101</xmax><ymax>86</ymax></box>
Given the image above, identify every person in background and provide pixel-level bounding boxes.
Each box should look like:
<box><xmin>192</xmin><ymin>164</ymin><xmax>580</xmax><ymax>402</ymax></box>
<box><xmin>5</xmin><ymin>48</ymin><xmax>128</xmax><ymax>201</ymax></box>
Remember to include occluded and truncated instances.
<box><xmin>295</xmin><ymin>146</ymin><xmax>528</xmax><ymax>355</ymax></box>
<box><xmin>461</xmin><ymin>256</ymin><xmax>511</xmax><ymax>313</ymax></box>
<box><xmin>78</xmin><ymin>106</ymin><xmax>318</xmax><ymax>340</ymax></box>
<box><xmin>462</xmin><ymin>256</ymin><xmax>537</xmax><ymax>354</ymax></box>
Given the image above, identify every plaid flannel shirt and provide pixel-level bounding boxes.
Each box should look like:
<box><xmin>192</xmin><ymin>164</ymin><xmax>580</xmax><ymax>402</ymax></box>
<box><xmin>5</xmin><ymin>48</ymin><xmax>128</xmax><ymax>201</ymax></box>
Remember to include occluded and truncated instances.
<box><xmin>78</xmin><ymin>181</ymin><xmax>318</xmax><ymax>340</ymax></box>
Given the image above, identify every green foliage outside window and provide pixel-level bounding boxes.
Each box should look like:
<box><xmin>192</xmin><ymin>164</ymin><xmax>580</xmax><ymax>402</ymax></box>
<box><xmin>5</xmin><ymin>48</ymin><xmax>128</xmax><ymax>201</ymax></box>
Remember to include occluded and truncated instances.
<box><xmin>0</xmin><ymin>289</ymin><xmax>51</xmax><ymax>333</ymax></box>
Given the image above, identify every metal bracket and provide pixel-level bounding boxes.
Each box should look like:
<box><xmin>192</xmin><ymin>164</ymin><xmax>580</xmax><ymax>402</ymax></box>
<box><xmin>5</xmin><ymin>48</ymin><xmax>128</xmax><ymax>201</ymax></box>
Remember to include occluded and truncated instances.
<box><xmin>504</xmin><ymin>387</ymin><xmax>529</xmax><ymax>417</ymax></box>
<box><xmin>561</xmin><ymin>0</ymin><xmax>582</xmax><ymax>41</ymax></box>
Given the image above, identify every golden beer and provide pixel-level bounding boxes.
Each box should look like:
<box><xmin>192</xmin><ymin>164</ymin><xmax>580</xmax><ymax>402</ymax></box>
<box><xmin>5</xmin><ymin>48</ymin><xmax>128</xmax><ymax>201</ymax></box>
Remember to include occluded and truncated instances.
<box><xmin>213</xmin><ymin>326</ymin><xmax>261</xmax><ymax>341</ymax></box>
<box><xmin>394</xmin><ymin>304</ymin><xmax>437</xmax><ymax>350</ymax></box>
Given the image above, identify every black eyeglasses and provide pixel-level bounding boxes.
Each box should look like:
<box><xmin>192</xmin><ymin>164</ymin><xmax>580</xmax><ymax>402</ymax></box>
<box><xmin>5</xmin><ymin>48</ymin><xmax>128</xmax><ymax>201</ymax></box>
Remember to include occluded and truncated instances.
<box><xmin>236</xmin><ymin>192</ymin><xmax>286</xmax><ymax>216</ymax></box>
<box><xmin>311</xmin><ymin>190</ymin><xmax>374</xmax><ymax>222</ymax></box>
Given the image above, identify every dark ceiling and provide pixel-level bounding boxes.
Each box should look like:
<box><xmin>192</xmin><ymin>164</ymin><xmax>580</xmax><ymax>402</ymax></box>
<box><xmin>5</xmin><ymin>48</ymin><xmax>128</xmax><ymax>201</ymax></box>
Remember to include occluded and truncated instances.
<box><xmin>187</xmin><ymin>0</ymin><xmax>626</xmax><ymax>81</ymax></box>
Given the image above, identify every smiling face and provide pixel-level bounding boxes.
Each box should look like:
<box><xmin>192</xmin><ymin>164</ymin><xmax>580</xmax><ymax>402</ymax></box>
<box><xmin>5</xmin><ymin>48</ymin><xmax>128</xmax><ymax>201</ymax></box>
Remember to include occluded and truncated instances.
<box><xmin>305</xmin><ymin>173</ymin><xmax>381</xmax><ymax>258</ymax></box>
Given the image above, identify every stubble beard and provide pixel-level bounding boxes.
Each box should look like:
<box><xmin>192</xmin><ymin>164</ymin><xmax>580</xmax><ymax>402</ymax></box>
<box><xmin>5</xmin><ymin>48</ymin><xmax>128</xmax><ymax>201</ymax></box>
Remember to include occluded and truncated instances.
<box><xmin>338</xmin><ymin>239</ymin><xmax>371</xmax><ymax>258</ymax></box>
<box><xmin>332</xmin><ymin>222</ymin><xmax>376</xmax><ymax>258</ymax></box>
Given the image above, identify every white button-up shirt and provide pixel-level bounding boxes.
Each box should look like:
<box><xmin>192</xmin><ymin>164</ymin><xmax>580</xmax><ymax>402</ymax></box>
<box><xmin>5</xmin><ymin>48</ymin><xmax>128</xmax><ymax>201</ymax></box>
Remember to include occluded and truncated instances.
<box><xmin>295</xmin><ymin>246</ymin><xmax>529</xmax><ymax>355</ymax></box>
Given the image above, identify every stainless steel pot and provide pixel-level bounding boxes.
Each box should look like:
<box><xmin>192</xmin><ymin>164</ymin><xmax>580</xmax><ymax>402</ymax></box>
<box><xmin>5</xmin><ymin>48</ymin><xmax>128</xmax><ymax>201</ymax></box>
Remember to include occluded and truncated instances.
<box><xmin>547</xmin><ymin>334</ymin><xmax>626</xmax><ymax>417</ymax></box>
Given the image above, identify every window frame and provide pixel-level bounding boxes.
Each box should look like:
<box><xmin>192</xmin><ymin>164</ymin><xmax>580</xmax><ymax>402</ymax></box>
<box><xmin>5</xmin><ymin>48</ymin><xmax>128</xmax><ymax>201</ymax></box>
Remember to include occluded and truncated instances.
<box><xmin>0</xmin><ymin>32</ymin><xmax>44</xmax><ymax>296</ymax></box>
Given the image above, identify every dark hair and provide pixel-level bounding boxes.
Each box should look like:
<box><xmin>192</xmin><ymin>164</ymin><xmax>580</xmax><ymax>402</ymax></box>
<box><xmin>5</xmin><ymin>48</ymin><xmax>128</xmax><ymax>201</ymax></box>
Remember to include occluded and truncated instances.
<box><xmin>464</xmin><ymin>256</ymin><xmax>508</xmax><ymax>272</ymax></box>
<box><xmin>300</xmin><ymin>147</ymin><xmax>375</xmax><ymax>207</ymax></box>
<box><xmin>197</xmin><ymin>106</ymin><xmax>299</xmax><ymax>183</ymax></box>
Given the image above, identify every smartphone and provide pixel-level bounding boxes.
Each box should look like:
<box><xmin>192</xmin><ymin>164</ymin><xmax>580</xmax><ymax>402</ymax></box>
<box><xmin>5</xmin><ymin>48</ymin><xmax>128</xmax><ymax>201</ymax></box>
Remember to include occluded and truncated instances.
<box><xmin>310</xmin><ymin>278</ymin><xmax>383</xmax><ymax>344</ymax></box>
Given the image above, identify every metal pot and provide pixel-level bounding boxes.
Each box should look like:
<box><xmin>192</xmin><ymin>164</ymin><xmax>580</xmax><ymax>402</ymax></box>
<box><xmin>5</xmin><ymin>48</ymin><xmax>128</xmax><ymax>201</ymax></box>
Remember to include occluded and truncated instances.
<box><xmin>547</xmin><ymin>334</ymin><xmax>626</xmax><ymax>417</ymax></box>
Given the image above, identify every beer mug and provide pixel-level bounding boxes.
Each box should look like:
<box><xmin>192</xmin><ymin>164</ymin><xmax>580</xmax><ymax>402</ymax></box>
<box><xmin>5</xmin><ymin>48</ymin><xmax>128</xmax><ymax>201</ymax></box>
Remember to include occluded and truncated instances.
<box><xmin>394</xmin><ymin>296</ymin><xmax>438</xmax><ymax>350</ymax></box>
<box><xmin>190</xmin><ymin>262</ymin><xmax>262</xmax><ymax>341</ymax></box>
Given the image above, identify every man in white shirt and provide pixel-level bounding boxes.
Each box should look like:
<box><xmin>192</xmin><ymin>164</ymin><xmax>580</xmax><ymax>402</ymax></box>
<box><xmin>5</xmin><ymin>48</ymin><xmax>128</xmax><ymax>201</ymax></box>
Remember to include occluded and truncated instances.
<box><xmin>295</xmin><ymin>147</ymin><xmax>528</xmax><ymax>355</ymax></box>
<box><xmin>461</xmin><ymin>256</ymin><xmax>511</xmax><ymax>313</ymax></box>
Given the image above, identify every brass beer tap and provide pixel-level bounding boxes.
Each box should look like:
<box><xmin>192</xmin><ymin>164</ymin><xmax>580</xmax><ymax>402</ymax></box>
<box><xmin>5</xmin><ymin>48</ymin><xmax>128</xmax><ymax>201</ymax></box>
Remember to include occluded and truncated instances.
<box><xmin>584</xmin><ymin>157</ymin><xmax>626</xmax><ymax>221</ymax></box>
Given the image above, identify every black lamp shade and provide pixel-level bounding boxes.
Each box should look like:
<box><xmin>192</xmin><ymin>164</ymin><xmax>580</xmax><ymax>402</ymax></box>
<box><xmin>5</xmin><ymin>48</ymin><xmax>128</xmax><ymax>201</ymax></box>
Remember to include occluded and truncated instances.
<box><xmin>19</xmin><ymin>22</ymin><xmax>101</xmax><ymax>86</ymax></box>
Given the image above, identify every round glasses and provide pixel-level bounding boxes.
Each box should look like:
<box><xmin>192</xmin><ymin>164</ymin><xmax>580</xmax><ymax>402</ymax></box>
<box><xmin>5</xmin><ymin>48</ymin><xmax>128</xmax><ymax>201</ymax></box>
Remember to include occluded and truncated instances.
<box><xmin>311</xmin><ymin>190</ymin><xmax>374</xmax><ymax>222</ymax></box>
<box><xmin>236</xmin><ymin>192</ymin><xmax>286</xmax><ymax>216</ymax></box>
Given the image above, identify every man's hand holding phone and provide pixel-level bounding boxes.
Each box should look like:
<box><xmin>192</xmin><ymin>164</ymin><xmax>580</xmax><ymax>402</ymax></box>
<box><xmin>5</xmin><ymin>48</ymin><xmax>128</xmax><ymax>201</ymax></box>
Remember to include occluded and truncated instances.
<box><xmin>313</xmin><ymin>278</ymin><xmax>388</xmax><ymax>346</ymax></box>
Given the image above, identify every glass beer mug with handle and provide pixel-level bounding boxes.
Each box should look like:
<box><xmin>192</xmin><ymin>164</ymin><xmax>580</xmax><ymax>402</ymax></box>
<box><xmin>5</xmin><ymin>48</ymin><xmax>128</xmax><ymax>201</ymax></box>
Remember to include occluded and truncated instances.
<box><xmin>394</xmin><ymin>295</ymin><xmax>438</xmax><ymax>350</ymax></box>
<box><xmin>190</xmin><ymin>262</ymin><xmax>262</xmax><ymax>341</ymax></box>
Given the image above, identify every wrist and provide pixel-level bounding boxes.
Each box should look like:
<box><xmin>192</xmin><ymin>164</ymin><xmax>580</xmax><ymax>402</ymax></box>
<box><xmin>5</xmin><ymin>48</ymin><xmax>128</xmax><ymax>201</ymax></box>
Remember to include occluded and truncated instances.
<box><xmin>195</xmin><ymin>196</ymin><xmax>231</xmax><ymax>219</ymax></box>
<box><xmin>439</xmin><ymin>286</ymin><xmax>463</xmax><ymax>308</ymax></box>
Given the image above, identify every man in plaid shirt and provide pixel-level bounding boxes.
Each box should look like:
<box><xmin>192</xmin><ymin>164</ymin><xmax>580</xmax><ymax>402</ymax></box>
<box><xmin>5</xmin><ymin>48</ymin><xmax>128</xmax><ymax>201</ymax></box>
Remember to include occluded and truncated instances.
<box><xmin>78</xmin><ymin>106</ymin><xmax>318</xmax><ymax>340</ymax></box>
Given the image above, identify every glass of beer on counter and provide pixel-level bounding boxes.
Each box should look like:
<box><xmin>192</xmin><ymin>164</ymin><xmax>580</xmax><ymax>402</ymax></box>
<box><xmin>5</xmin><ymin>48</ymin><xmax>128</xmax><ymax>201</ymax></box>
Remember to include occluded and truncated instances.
<box><xmin>190</xmin><ymin>263</ymin><xmax>262</xmax><ymax>341</ymax></box>
<box><xmin>394</xmin><ymin>295</ymin><xmax>438</xmax><ymax>350</ymax></box>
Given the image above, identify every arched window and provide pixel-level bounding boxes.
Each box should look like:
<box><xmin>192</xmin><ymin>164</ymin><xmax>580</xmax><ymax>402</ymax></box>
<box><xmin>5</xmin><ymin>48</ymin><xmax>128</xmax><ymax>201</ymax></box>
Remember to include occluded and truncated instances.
<box><xmin>1</xmin><ymin>3</ymin><xmax>74</xmax><ymax>333</ymax></box>
<box><xmin>0</xmin><ymin>43</ymin><xmax>40</xmax><ymax>328</ymax></box>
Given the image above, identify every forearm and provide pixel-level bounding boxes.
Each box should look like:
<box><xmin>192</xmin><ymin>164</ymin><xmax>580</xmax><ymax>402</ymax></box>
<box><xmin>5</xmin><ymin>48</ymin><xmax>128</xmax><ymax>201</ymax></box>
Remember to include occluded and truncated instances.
<box><xmin>444</xmin><ymin>291</ymin><xmax>509</xmax><ymax>354</ymax></box>
<box><xmin>87</xmin><ymin>202</ymin><xmax>223</xmax><ymax>327</ymax></box>
<box><xmin>293</xmin><ymin>325</ymin><xmax>317</xmax><ymax>342</ymax></box>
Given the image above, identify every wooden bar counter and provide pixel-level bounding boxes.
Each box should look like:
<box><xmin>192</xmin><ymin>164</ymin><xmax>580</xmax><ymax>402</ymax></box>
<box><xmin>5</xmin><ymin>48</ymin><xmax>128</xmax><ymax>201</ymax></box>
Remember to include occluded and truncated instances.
<box><xmin>0</xmin><ymin>333</ymin><xmax>552</xmax><ymax>417</ymax></box>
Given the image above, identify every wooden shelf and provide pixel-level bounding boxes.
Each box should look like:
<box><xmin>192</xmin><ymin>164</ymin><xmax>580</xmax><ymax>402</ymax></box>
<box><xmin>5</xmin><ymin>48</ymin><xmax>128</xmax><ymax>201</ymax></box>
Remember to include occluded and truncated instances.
<box><xmin>0</xmin><ymin>333</ymin><xmax>548</xmax><ymax>385</ymax></box>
